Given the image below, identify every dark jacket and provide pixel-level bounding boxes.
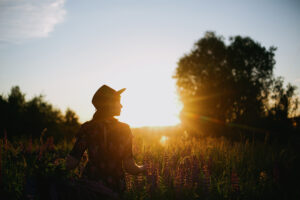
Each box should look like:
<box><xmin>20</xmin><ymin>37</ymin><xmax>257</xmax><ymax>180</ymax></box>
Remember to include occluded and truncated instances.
<box><xmin>69</xmin><ymin>111</ymin><xmax>133</xmax><ymax>193</ymax></box>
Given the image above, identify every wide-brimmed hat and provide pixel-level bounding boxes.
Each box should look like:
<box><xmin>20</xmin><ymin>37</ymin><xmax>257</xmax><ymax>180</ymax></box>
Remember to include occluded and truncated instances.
<box><xmin>92</xmin><ymin>85</ymin><xmax>126</xmax><ymax>109</ymax></box>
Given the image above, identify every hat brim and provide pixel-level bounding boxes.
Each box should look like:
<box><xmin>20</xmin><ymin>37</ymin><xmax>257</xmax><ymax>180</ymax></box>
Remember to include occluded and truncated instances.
<box><xmin>116</xmin><ymin>88</ymin><xmax>126</xmax><ymax>95</ymax></box>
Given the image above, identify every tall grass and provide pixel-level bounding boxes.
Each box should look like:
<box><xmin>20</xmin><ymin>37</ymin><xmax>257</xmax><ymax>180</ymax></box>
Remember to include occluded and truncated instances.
<box><xmin>0</xmin><ymin>129</ymin><xmax>299</xmax><ymax>199</ymax></box>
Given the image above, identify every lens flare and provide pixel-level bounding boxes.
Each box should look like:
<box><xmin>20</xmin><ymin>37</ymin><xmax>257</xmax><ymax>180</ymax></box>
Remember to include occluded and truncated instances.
<box><xmin>160</xmin><ymin>135</ymin><xmax>169</xmax><ymax>145</ymax></box>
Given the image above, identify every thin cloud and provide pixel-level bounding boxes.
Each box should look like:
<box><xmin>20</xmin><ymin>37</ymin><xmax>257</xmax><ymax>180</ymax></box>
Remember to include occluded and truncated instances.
<box><xmin>295</xmin><ymin>78</ymin><xmax>300</xmax><ymax>83</ymax></box>
<box><xmin>0</xmin><ymin>0</ymin><xmax>66</xmax><ymax>43</ymax></box>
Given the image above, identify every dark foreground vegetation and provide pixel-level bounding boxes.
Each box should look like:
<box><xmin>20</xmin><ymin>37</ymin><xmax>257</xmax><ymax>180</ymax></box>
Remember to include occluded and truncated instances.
<box><xmin>1</xmin><ymin>128</ymin><xmax>300</xmax><ymax>199</ymax></box>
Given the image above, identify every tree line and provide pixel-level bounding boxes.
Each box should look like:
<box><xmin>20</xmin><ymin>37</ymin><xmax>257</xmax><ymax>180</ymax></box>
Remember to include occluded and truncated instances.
<box><xmin>0</xmin><ymin>86</ymin><xmax>80</xmax><ymax>141</ymax></box>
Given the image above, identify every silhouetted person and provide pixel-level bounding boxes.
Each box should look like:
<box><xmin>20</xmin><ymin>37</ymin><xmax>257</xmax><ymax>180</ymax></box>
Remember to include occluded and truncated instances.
<box><xmin>65</xmin><ymin>85</ymin><xmax>146</xmax><ymax>199</ymax></box>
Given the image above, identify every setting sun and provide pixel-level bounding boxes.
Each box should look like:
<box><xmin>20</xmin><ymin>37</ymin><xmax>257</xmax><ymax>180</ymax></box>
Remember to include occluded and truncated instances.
<box><xmin>117</xmin><ymin>77</ymin><xmax>182</xmax><ymax>127</ymax></box>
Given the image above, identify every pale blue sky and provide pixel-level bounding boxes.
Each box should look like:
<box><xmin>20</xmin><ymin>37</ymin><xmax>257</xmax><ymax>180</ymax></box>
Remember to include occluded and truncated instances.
<box><xmin>0</xmin><ymin>0</ymin><xmax>299</xmax><ymax>126</ymax></box>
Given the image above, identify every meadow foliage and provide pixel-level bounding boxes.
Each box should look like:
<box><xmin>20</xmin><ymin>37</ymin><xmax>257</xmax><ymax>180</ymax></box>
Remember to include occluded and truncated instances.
<box><xmin>1</xmin><ymin>127</ymin><xmax>299</xmax><ymax>199</ymax></box>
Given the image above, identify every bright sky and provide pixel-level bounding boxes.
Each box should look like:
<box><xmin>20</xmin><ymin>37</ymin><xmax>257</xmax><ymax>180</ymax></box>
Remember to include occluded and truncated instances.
<box><xmin>0</xmin><ymin>0</ymin><xmax>299</xmax><ymax>127</ymax></box>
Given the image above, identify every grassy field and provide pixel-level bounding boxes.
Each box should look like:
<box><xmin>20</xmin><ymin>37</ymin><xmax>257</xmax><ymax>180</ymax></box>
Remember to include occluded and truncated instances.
<box><xmin>1</xmin><ymin>127</ymin><xmax>299</xmax><ymax>199</ymax></box>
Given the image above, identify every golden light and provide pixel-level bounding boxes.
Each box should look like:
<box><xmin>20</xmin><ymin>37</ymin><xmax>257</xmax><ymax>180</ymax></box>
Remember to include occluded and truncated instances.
<box><xmin>160</xmin><ymin>135</ymin><xmax>169</xmax><ymax>145</ymax></box>
<box><xmin>116</xmin><ymin>75</ymin><xmax>182</xmax><ymax>127</ymax></box>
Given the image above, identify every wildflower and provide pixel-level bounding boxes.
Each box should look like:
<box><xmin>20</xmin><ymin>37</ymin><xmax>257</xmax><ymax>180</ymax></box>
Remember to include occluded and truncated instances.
<box><xmin>259</xmin><ymin>171</ymin><xmax>267</xmax><ymax>182</ymax></box>
<box><xmin>18</xmin><ymin>142</ymin><xmax>24</xmax><ymax>153</ymax></box>
<box><xmin>152</xmin><ymin>165</ymin><xmax>159</xmax><ymax>187</ymax></box>
<box><xmin>207</xmin><ymin>156</ymin><xmax>213</xmax><ymax>172</ymax></box>
<box><xmin>163</xmin><ymin>151</ymin><xmax>171</xmax><ymax>186</ymax></box>
<box><xmin>201</xmin><ymin>164</ymin><xmax>211</xmax><ymax>193</ymax></box>
<box><xmin>191</xmin><ymin>155</ymin><xmax>200</xmax><ymax>186</ymax></box>
<box><xmin>38</xmin><ymin>141</ymin><xmax>47</xmax><ymax>160</ymax></box>
<box><xmin>38</xmin><ymin>146</ymin><xmax>45</xmax><ymax>160</ymax></box>
<box><xmin>273</xmin><ymin>163</ymin><xmax>280</xmax><ymax>184</ymax></box>
<box><xmin>37</xmin><ymin>129</ymin><xmax>48</xmax><ymax>160</ymax></box>
<box><xmin>170</xmin><ymin>153</ymin><xmax>177</xmax><ymax>169</ymax></box>
<box><xmin>182</xmin><ymin>157</ymin><xmax>192</xmax><ymax>188</ymax></box>
<box><xmin>199</xmin><ymin>154</ymin><xmax>205</xmax><ymax>166</ymax></box>
<box><xmin>54</xmin><ymin>158</ymin><xmax>65</xmax><ymax>166</ymax></box>
<box><xmin>143</xmin><ymin>152</ymin><xmax>151</xmax><ymax>176</ymax></box>
<box><xmin>125</xmin><ymin>172</ymin><xmax>133</xmax><ymax>191</ymax></box>
<box><xmin>174</xmin><ymin>166</ymin><xmax>184</xmax><ymax>194</ymax></box>
<box><xmin>46</xmin><ymin>137</ymin><xmax>55</xmax><ymax>151</ymax></box>
<box><xmin>184</xmin><ymin>169</ymin><xmax>192</xmax><ymax>189</ymax></box>
<box><xmin>0</xmin><ymin>139</ymin><xmax>2</xmax><ymax>186</ymax></box>
<box><xmin>175</xmin><ymin>163</ymin><xmax>185</xmax><ymax>189</ymax></box>
<box><xmin>40</xmin><ymin>128</ymin><xmax>47</xmax><ymax>145</ymax></box>
<box><xmin>163</xmin><ymin>151</ymin><xmax>169</xmax><ymax>172</ymax></box>
<box><xmin>26</xmin><ymin>138</ymin><xmax>33</xmax><ymax>153</ymax></box>
<box><xmin>134</xmin><ymin>174</ymin><xmax>144</xmax><ymax>190</ymax></box>
<box><xmin>4</xmin><ymin>129</ymin><xmax>7</xmax><ymax>151</ymax></box>
<box><xmin>231</xmin><ymin>170</ymin><xmax>240</xmax><ymax>193</ymax></box>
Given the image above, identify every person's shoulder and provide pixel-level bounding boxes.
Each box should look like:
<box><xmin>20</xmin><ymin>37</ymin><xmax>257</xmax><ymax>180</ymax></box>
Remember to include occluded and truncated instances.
<box><xmin>116</xmin><ymin>121</ymin><xmax>132</xmax><ymax>135</ymax></box>
<box><xmin>117</xmin><ymin>121</ymin><xmax>130</xmax><ymax>129</ymax></box>
<box><xmin>80</xmin><ymin>120</ymin><xmax>94</xmax><ymax>130</ymax></box>
<box><xmin>77</xmin><ymin>120</ymin><xmax>99</xmax><ymax>136</ymax></box>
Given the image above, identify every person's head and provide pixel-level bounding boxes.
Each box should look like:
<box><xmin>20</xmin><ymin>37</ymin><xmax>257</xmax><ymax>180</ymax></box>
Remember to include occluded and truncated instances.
<box><xmin>92</xmin><ymin>85</ymin><xmax>126</xmax><ymax>117</ymax></box>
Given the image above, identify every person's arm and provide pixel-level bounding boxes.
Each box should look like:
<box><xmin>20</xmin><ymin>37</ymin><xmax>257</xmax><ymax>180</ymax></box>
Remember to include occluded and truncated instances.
<box><xmin>66</xmin><ymin>124</ymin><xmax>88</xmax><ymax>170</ymax></box>
<box><xmin>66</xmin><ymin>154</ymin><xmax>80</xmax><ymax>170</ymax></box>
<box><xmin>123</xmin><ymin>157</ymin><xmax>146</xmax><ymax>175</ymax></box>
<box><xmin>121</xmin><ymin>124</ymin><xmax>147</xmax><ymax>175</ymax></box>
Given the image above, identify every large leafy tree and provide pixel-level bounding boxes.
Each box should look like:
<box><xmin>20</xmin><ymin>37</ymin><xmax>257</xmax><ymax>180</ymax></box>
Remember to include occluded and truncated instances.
<box><xmin>174</xmin><ymin>32</ymin><xmax>296</xmax><ymax>136</ymax></box>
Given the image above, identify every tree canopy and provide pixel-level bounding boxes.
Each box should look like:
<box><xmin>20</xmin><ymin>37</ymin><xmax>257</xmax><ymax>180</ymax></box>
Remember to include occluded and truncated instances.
<box><xmin>174</xmin><ymin>32</ymin><xmax>298</xmax><ymax>136</ymax></box>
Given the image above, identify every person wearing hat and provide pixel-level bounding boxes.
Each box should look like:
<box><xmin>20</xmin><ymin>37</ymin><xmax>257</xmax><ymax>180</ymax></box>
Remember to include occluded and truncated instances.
<box><xmin>65</xmin><ymin>85</ymin><xmax>146</xmax><ymax>199</ymax></box>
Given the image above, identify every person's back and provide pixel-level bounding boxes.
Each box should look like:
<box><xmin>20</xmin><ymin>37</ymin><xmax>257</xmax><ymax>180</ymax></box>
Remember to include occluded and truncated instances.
<box><xmin>65</xmin><ymin>85</ymin><xmax>146</xmax><ymax>199</ymax></box>
<box><xmin>69</xmin><ymin>117</ymin><xmax>133</xmax><ymax>193</ymax></box>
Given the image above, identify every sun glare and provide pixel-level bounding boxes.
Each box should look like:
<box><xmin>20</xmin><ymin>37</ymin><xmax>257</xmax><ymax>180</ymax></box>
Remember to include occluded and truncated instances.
<box><xmin>117</xmin><ymin>79</ymin><xmax>182</xmax><ymax>127</ymax></box>
<box><xmin>160</xmin><ymin>136</ymin><xmax>169</xmax><ymax>145</ymax></box>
